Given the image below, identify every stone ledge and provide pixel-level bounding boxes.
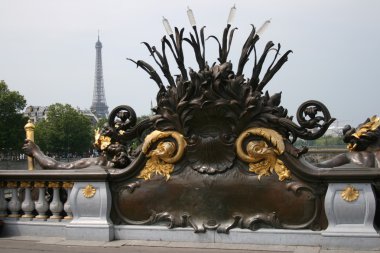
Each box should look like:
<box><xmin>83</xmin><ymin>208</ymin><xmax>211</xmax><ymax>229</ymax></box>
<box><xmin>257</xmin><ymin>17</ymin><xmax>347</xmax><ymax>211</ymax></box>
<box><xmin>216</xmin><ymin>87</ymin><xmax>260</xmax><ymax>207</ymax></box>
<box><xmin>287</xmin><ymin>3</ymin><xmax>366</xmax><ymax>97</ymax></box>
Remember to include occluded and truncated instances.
<box><xmin>2</xmin><ymin>222</ymin><xmax>380</xmax><ymax>250</ymax></box>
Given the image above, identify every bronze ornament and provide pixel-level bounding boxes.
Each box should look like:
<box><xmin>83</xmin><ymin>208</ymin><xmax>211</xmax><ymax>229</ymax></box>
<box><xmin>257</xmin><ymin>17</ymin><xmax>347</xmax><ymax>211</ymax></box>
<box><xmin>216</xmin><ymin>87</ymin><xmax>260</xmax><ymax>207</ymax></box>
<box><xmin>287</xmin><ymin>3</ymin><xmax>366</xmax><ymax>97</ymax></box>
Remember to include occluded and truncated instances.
<box><xmin>315</xmin><ymin>115</ymin><xmax>380</xmax><ymax>168</ymax></box>
<box><xmin>348</xmin><ymin>116</ymin><xmax>380</xmax><ymax>151</ymax></box>
<box><xmin>139</xmin><ymin>130</ymin><xmax>186</xmax><ymax>180</ymax></box>
<box><xmin>352</xmin><ymin>116</ymin><xmax>380</xmax><ymax>139</ymax></box>
<box><xmin>108</xmin><ymin>12</ymin><xmax>335</xmax><ymax>232</ymax></box>
<box><xmin>236</xmin><ymin>128</ymin><xmax>291</xmax><ymax>181</ymax></box>
<box><xmin>236</xmin><ymin>128</ymin><xmax>285</xmax><ymax>158</ymax></box>
<box><xmin>94</xmin><ymin>128</ymin><xmax>112</xmax><ymax>151</ymax></box>
<box><xmin>17</xmin><ymin>9</ymin><xmax>342</xmax><ymax>233</ymax></box>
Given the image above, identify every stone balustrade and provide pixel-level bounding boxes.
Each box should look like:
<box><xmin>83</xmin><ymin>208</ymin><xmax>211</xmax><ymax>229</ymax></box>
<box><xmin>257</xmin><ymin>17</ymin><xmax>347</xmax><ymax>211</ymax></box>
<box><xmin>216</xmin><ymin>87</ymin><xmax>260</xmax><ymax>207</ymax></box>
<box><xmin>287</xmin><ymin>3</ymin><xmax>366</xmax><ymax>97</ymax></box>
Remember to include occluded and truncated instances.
<box><xmin>0</xmin><ymin>181</ymin><xmax>73</xmax><ymax>221</ymax></box>
<box><xmin>0</xmin><ymin>165</ymin><xmax>380</xmax><ymax>249</ymax></box>
<box><xmin>0</xmin><ymin>166</ymin><xmax>112</xmax><ymax>240</ymax></box>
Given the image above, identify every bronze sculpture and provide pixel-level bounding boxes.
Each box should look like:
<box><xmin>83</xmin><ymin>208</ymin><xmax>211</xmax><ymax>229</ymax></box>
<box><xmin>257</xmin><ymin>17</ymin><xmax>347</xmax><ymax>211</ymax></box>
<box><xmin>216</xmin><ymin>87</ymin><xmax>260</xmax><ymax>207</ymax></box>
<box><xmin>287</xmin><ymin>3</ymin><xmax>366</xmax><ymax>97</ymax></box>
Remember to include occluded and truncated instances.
<box><xmin>23</xmin><ymin>10</ymin><xmax>341</xmax><ymax>233</ymax></box>
<box><xmin>22</xmin><ymin>105</ymin><xmax>153</xmax><ymax>169</ymax></box>
<box><xmin>316</xmin><ymin>116</ymin><xmax>380</xmax><ymax>168</ymax></box>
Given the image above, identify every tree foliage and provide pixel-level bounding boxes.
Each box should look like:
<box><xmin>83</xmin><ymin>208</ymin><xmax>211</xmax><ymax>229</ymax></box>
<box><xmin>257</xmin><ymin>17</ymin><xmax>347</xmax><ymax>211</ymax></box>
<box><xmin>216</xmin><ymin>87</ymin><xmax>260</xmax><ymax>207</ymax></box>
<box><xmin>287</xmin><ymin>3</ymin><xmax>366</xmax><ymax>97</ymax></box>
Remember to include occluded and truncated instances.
<box><xmin>0</xmin><ymin>80</ymin><xmax>27</xmax><ymax>154</ymax></box>
<box><xmin>34</xmin><ymin>103</ymin><xmax>93</xmax><ymax>156</ymax></box>
<box><xmin>94</xmin><ymin>117</ymin><xmax>108</xmax><ymax>130</ymax></box>
<box><xmin>295</xmin><ymin>135</ymin><xmax>346</xmax><ymax>148</ymax></box>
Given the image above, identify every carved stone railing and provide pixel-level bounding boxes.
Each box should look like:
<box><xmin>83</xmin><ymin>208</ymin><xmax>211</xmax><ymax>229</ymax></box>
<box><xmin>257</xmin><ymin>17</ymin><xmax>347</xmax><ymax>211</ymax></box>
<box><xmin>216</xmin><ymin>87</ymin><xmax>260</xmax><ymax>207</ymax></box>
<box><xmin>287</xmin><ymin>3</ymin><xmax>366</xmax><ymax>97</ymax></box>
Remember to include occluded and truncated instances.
<box><xmin>284</xmin><ymin>154</ymin><xmax>380</xmax><ymax>238</ymax></box>
<box><xmin>0</xmin><ymin>181</ymin><xmax>73</xmax><ymax>221</ymax></box>
<box><xmin>1</xmin><ymin>157</ymin><xmax>380</xmax><ymax>248</ymax></box>
<box><xmin>0</xmin><ymin>167</ymin><xmax>113</xmax><ymax>241</ymax></box>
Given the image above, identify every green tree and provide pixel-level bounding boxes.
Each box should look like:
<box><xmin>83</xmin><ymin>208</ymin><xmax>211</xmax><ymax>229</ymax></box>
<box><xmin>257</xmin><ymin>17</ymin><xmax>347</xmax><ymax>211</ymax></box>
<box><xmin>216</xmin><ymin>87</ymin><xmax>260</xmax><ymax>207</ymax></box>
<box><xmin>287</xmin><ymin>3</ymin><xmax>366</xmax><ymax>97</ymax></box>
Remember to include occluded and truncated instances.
<box><xmin>314</xmin><ymin>135</ymin><xmax>345</xmax><ymax>147</ymax></box>
<box><xmin>0</xmin><ymin>80</ymin><xmax>27</xmax><ymax>157</ymax></box>
<box><xmin>94</xmin><ymin>117</ymin><xmax>108</xmax><ymax>130</ymax></box>
<box><xmin>294</xmin><ymin>135</ymin><xmax>345</xmax><ymax>148</ymax></box>
<box><xmin>35</xmin><ymin>103</ymin><xmax>93</xmax><ymax>156</ymax></box>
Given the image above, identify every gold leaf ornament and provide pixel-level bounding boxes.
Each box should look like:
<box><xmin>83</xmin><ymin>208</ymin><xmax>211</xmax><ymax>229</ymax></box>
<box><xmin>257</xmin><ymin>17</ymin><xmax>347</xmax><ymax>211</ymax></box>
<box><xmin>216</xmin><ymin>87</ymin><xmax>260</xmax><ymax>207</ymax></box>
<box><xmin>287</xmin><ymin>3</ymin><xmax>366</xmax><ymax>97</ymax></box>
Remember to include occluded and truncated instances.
<box><xmin>20</xmin><ymin>181</ymin><xmax>32</xmax><ymax>188</ymax></box>
<box><xmin>236</xmin><ymin>128</ymin><xmax>291</xmax><ymax>181</ymax></box>
<box><xmin>48</xmin><ymin>181</ymin><xmax>61</xmax><ymax>188</ymax></box>
<box><xmin>94</xmin><ymin>128</ymin><xmax>111</xmax><ymax>150</ymax></box>
<box><xmin>348</xmin><ymin>116</ymin><xmax>380</xmax><ymax>151</ymax></box>
<box><xmin>341</xmin><ymin>185</ymin><xmax>359</xmax><ymax>202</ymax></box>
<box><xmin>82</xmin><ymin>184</ymin><xmax>96</xmax><ymax>198</ymax></box>
<box><xmin>138</xmin><ymin>130</ymin><xmax>186</xmax><ymax>181</ymax></box>
<box><xmin>62</xmin><ymin>182</ymin><xmax>74</xmax><ymax>189</ymax></box>
<box><xmin>7</xmin><ymin>181</ymin><xmax>18</xmax><ymax>188</ymax></box>
<box><xmin>33</xmin><ymin>181</ymin><xmax>46</xmax><ymax>188</ymax></box>
<box><xmin>138</xmin><ymin>149</ymin><xmax>175</xmax><ymax>181</ymax></box>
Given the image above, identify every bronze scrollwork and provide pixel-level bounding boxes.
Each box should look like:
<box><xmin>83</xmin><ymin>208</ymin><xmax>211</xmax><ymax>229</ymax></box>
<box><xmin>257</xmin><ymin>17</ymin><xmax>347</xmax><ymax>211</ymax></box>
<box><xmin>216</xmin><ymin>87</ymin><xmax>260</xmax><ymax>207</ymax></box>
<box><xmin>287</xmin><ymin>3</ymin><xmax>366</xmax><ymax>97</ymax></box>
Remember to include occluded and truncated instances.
<box><xmin>236</xmin><ymin>128</ymin><xmax>291</xmax><ymax>181</ymax></box>
<box><xmin>20</xmin><ymin>10</ymin><xmax>337</xmax><ymax>234</ymax></box>
<box><xmin>138</xmin><ymin>130</ymin><xmax>187</xmax><ymax>180</ymax></box>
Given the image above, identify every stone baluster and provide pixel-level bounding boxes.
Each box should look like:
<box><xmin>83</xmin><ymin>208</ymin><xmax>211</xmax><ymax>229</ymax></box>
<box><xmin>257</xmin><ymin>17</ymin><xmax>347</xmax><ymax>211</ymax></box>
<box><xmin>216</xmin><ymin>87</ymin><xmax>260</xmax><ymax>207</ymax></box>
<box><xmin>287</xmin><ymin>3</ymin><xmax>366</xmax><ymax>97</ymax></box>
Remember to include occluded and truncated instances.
<box><xmin>20</xmin><ymin>181</ymin><xmax>35</xmax><ymax>219</ymax></box>
<box><xmin>63</xmin><ymin>182</ymin><xmax>74</xmax><ymax>220</ymax></box>
<box><xmin>0</xmin><ymin>182</ymin><xmax>8</xmax><ymax>217</ymax></box>
<box><xmin>34</xmin><ymin>181</ymin><xmax>49</xmax><ymax>220</ymax></box>
<box><xmin>7</xmin><ymin>181</ymin><xmax>21</xmax><ymax>218</ymax></box>
<box><xmin>49</xmin><ymin>182</ymin><xmax>63</xmax><ymax>220</ymax></box>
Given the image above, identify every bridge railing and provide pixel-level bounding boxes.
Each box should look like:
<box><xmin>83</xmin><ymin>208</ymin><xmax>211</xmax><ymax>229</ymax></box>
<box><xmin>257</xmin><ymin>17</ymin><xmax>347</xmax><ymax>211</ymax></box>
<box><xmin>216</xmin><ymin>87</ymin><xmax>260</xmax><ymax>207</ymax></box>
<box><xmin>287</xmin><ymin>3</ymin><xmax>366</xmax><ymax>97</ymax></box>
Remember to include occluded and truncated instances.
<box><xmin>0</xmin><ymin>181</ymin><xmax>73</xmax><ymax>221</ymax></box>
<box><xmin>1</xmin><ymin>154</ymin><xmax>380</xmax><ymax>246</ymax></box>
<box><xmin>0</xmin><ymin>167</ymin><xmax>113</xmax><ymax>241</ymax></box>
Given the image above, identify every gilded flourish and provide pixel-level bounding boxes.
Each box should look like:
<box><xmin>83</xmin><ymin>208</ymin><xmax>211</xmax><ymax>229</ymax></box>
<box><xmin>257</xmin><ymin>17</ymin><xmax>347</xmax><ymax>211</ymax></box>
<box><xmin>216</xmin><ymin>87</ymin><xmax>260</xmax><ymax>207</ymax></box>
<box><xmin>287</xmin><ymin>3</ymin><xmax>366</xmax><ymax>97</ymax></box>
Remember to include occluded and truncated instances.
<box><xmin>62</xmin><ymin>182</ymin><xmax>74</xmax><ymax>189</ymax></box>
<box><xmin>138</xmin><ymin>130</ymin><xmax>186</xmax><ymax>181</ymax></box>
<box><xmin>48</xmin><ymin>182</ymin><xmax>61</xmax><ymax>188</ymax></box>
<box><xmin>348</xmin><ymin>116</ymin><xmax>380</xmax><ymax>151</ymax></box>
<box><xmin>6</xmin><ymin>181</ymin><xmax>18</xmax><ymax>188</ymax></box>
<box><xmin>82</xmin><ymin>184</ymin><xmax>96</xmax><ymax>198</ymax></box>
<box><xmin>94</xmin><ymin>128</ymin><xmax>112</xmax><ymax>151</ymax></box>
<box><xmin>33</xmin><ymin>181</ymin><xmax>46</xmax><ymax>188</ymax></box>
<box><xmin>341</xmin><ymin>185</ymin><xmax>359</xmax><ymax>202</ymax></box>
<box><xmin>236</xmin><ymin>128</ymin><xmax>285</xmax><ymax>158</ymax></box>
<box><xmin>20</xmin><ymin>181</ymin><xmax>32</xmax><ymax>188</ymax></box>
<box><xmin>236</xmin><ymin>128</ymin><xmax>291</xmax><ymax>181</ymax></box>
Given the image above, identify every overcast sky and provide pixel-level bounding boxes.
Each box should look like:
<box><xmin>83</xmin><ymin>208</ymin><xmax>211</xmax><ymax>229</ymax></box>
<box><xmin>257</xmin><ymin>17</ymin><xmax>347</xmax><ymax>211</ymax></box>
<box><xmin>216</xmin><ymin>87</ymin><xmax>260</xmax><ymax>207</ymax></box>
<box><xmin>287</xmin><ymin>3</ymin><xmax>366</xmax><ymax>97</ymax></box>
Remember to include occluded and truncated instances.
<box><xmin>1</xmin><ymin>0</ymin><xmax>379</xmax><ymax>127</ymax></box>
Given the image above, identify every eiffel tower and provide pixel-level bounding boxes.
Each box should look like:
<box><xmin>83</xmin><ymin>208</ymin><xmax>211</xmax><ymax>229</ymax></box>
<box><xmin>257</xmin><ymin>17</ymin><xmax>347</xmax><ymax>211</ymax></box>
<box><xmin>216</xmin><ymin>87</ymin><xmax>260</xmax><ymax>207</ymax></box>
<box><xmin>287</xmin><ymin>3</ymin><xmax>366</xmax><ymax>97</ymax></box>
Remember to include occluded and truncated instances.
<box><xmin>90</xmin><ymin>34</ymin><xmax>109</xmax><ymax>119</ymax></box>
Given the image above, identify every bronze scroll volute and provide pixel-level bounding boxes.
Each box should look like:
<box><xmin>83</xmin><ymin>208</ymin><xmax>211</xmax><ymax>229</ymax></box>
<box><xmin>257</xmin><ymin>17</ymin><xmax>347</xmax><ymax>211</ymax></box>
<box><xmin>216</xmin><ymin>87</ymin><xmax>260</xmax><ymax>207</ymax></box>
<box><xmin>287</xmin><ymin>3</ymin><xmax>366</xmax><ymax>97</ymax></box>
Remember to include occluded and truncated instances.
<box><xmin>236</xmin><ymin>128</ymin><xmax>291</xmax><ymax>181</ymax></box>
<box><xmin>138</xmin><ymin>130</ymin><xmax>187</xmax><ymax>180</ymax></box>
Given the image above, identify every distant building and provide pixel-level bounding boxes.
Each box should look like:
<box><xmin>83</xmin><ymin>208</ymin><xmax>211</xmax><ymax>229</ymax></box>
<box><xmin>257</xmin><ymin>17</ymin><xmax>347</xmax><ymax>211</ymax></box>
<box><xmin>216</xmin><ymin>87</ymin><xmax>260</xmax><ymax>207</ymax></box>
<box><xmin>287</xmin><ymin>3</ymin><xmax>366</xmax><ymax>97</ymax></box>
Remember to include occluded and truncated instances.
<box><xmin>24</xmin><ymin>106</ymin><xmax>99</xmax><ymax>125</ymax></box>
<box><xmin>325</xmin><ymin>126</ymin><xmax>344</xmax><ymax>137</ymax></box>
<box><xmin>77</xmin><ymin>107</ymin><xmax>99</xmax><ymax>125</ymax></box>
<box><xmin>24</xmin><ymin>106</ymin><xmax>48</xmax><ymax>123</ymax></box>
